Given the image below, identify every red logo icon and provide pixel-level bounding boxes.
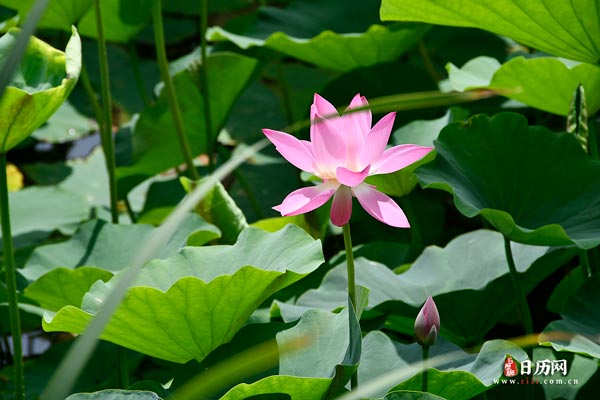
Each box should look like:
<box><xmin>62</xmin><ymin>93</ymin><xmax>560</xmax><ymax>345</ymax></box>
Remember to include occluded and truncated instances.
<box><xmin>504</xmin><ymin>356</ymin><xmax>518</xmax><ymax>377</ymax></box>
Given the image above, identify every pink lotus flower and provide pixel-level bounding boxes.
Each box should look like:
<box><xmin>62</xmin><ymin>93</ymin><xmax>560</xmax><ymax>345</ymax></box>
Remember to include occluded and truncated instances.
<box><xmin>414</xmin><ymin>296</ymin><xmax>440</xmax><ymax>346</ymax></box>
<box><xmin>262</xmin><ymin>94</ymin><xmax>433</xmax><ymax>227</ymax></box>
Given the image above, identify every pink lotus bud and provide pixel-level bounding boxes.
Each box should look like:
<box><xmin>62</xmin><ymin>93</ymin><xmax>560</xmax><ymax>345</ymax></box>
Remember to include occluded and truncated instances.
<box><xmin>414</xmin><ymin>296</ymin><xmax>440</xmax><ymax>346</ymax></box>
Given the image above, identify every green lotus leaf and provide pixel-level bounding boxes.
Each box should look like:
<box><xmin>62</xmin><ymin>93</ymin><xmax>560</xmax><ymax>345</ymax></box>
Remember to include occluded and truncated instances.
<box><xmin>43</xmin><ymin>225</ymin><xmax>324</xmax><ymax>363</ymax></box>
<box><xmin>220</xmin><ymin>376</ymin><xmax>331</xmax><ymax>400</ymax></box>
<box><xmin>65</xmin><ymin>389</ymin><xmax>162</xmax><ymax>400</ymax></box>
<box><xmin>386</xmin><ymin>337</ymin><xmax>528</xmax><ymax>400</ymax></box>
<box><xmin>273</xmin><ymin>317</ymin><xmax>527</xmax><ymax>400</ymax></box>
<box><xmin>116</xmin><ymin>52</ymin><xmax>258</xmax><ymax>194</ymax></box>
<box><xmin>20</xmin><ymin>215</ymin><xmax>219</xmax><ymax>281</ymax></box>
<box><xmin>0</xmin><ymin>186</ymin><xmax>89</xmax><ymax>248</ymax></box>
<box><xmin>540</xmin><ymin>274</ymin><xmax>600</xmax><ymax>359</ymax></box>
<box><xmin>206</xmin><ymin>0</ymin><xmax>428</xmax><ymax>72</ymax></box>
<box><xmin>0</xmin><ymin>26</ymin><xmax>81</xmax><ymax>152</ymax></box>
<box><xmin>534</xmin><ymin>347</ymin><xmax>597</xmax><ymax>400</ymax></box>
<box><xmin>416</xmin><ymin>112</ymin><xmax>600</xmax><ymax>249</ymax></box>
<box><xmin>0</xmin><ymin>0</ymin><xmax>152</xmax><ymax>43</ymax></box>
<box><xmin>0</xmin><ymin>0</ymin><xmax>92</xmax><ymax>31</ymax></box>
<box><xmin>446</xmin><ymin>56</ymin><xmax>600</xmax><ymax>115</ymax></box>
<box><xmin>24</xmin><ymin>267</ymin><xmax>113</xmax><ymax>312</ymax></box>
<box><xmin>278</xmin><ymin>229</ymin><xmax>573</xmax><ymax>346</ymax></box>
<box><xmin>380</xmin><ymin>0</ymin><xmax>600</xmax><ymax>64</ymax></box>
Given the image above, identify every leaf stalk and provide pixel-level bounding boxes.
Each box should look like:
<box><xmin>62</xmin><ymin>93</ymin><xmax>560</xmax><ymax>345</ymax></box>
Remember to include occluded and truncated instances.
<box><xmin>0</xmin><ymin>152</ymin><xmax>24</xmax><ymax>400</ymax></box>
<box><xmin>94</xmin><ymin>0</ymin><xmax>120</xmax><ymax>223</ymax></box>
<box><xmin>152</xmin><ymin>0</ymin><xmax>200</xmax><ymax>180</ymax></box>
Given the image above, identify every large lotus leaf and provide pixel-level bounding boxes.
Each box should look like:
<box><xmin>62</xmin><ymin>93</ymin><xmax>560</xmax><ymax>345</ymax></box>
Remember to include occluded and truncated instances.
<box><xmin>43</xmin><ymin>226</ymin><xmax>324</xmax><ymax>363</ymax></box>
<box><xmin>380</xmin><ymin>0</ymin><xmax>600</xmax><ymax>64</ymax></box>
<box><xmin>24</xmin><ymin>267</ymin><xmax>112</xmax><ymax>312</ymax></box>
<box><xmin>534</xmin><ymin>347</ymin><xmax>597</xmax><ymax>400</ymax></box>
<box><xmin>277</xmin><ymin>309</ymin><xmax>349</xmax><ymax>378</ymax></box>
<box><xmin>0</xmin><ymin>26</ymin><xmax>81</xmax><ymax>152</ymax></box>
<box><xmin>58</xmin><ymin>148</ymin><xmax>109</xmax><ymax>207</ymax></box>
<box><xmin>1</xmin><ymin>186</ymin><xmax>89</xmax><ymax>249</ymax></box>
<box><xmin>416</xmin><ymin>112</ymin><xmax>600</xmax><ymax>249</ymax></box>
<box><xmin>276</xmin><ymin>308</ymin><xmax>360</xmax><ymax>396</ymax></box>
<box><xmin>446</xmin><ymin>56</ymin><xmax>600</xmax><ymax>115</ymax></box>
<box><xmin>220</xmin><ymin>376</ymin><xmax>332</xmax><ymax>400</ymax></box>
<box><xmin>0</xmin><ymin>0</ymin><xmax>92</xmax><ymax>31</ymax></box>
<box><xmin>540</xmin><ymin>274</ymin><xmax>600</xmax><ymax>359</ymax></box>
<box><xmin>277</xmin><ymin>325</ymin><xmax>527</xmax><ymax>400</ymax></box>
<box><xmin>278</xmin><ymin>230</ymin><xmax>573</xmax><ymax>346</ymax></box>
<box><xmin>388</xmin><ymin>338</ymin><xmax>529</xmax><ymax>400</ymax></box>
<box><xmin>65</xmin><ymin>390</ymin><xmax>161</xmax><ymax>400</ymax></box>
<box><xmin>206</xmin><ymin>0</ymin><xmax>429</xmax><ymax>72</ymax></box>
<box><xmin>20</xmin><ymin>215</ymin><xmax>219</xmax><ymax>281</ymax></box>
<box><xmin>0</xmin><ymin>0</ymin><xmax>153</xmax><ymax>43</ymax></box>
<box><xmin>116</xmin><ymin>52</ymin><xmax>258</xmax><ymax>194</ymax></box>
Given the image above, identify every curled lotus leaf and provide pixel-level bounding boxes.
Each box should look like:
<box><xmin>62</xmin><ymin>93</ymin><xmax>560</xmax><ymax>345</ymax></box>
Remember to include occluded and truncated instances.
<box><xmin>0</xmin><ymin>26</ymin><xmax>81</xmax><ymax>152</ymax></box>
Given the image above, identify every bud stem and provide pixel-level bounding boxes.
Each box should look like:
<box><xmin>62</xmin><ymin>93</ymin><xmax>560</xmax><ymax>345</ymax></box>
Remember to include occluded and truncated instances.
<box><xmin>343</xmin><ymin>223</ymin><xmax>358</xmax><ymax>389</ymax></box>
<box><xmin>421</xmin><ymin>344</ymin><xmax>430</xmax><ymax>392</ymax></box>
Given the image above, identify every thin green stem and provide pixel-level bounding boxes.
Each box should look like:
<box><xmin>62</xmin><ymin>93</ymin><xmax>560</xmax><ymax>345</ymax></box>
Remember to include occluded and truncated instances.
<box><xmin>200</xmin><ymin>0</ymin><xmax>214</xmax><ymax>171</ymax></box>
<box><xmin>342</xmin><ymin>223</ymin><xmax>358</xmax><ymax>389</ymax></box>
<box><xmin>123</xmin><ymin>196</ymin><xmax>137</xmax><ymax>224</ymax></box>
<box><xmin>127</xmin><ymin>42</ymin><xmax>151</xmax><ymax>107</ymax></box>
<box><xmin>342</xmin><ymin>223</ymin><xmax>357</xmax><ymax>309</ymax></box>
<box><xmin>94</xmin><ymin>0</ymin><xmax>120</xmax><ymax>224</ymax></box>
<box><xmin>504</xmin><ymin>236</ymin><xmax>533</xmax><ymax>336</ymax></box>
<box><xmin>421</xmin><ymin>344</ymin><xmax>430</xmax><ymax>392</ymax></box>
<box><xmin>152</xmin><ymin>0</ymin><xmax>200</xmax><ymax>180</ymax></box>
<box><xmin>0</xmin><ymin>152</ymin><xmax>24</xmax><ymax>400</ymax></box>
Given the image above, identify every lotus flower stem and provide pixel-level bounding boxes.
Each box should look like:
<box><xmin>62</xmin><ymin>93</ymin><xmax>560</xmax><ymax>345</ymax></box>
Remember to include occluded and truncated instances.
<box><xmin>94</xmin><ymin>0</ymin><xmax>120</xmax><ymax>224</ymax></box>
<box><xmin>152</xmin><ymin>0</ymin><xmax>200</xmax><ymax>181</ymax></box>
<box><xmin>342</xmin><ymin>223</ymin><xmax>359</xmax><ymax>389</ymax></box>
<box><xmin>200</xmin><ymin>0</ymin><xmax>214</xmax><ymax>170</ymax></box>
<box><xmin>504</xmin><ymin>236</ymin><xmax>533</xmax><ymax>336</ymax></box>
<box><xmin>421</xmin><ymin>344</ymin><xmax>430</xmax><ymax>392</ymax></box>
<box><xmin>0</xmin><ymin>152</ymin><xmax>24</xmax><ymax>400</ymax></box>
<box><xmin>342</xmin><ymin>223</ymin><xmax>357</xmax><ymax>312</ymax></box>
